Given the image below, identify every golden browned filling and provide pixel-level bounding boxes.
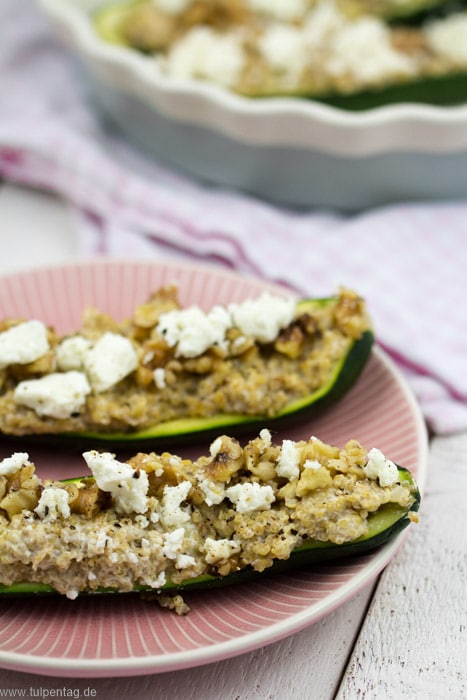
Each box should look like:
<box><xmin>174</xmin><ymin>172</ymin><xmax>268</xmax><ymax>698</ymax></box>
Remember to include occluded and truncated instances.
<box><xmin>99</xmin><ymin>0</ymin><xmax>467</xmax><ymax>97</ymax></box>
<box><xmin>0</xmin><ymin>432</ymin><xmax>417</xmax><ymax>604</ymax></box>
<box><xmin>0</xmin><ymin>286</ymin><xmax>370</xmax><ymax>436</ymax></box>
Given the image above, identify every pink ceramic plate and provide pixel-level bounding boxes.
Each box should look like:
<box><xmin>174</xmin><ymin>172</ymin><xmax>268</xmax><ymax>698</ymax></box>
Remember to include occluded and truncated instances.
<box><xmin>0</xmin><ymin>261</ymin><xmax>428</xmax><ymax>678</ymax></box>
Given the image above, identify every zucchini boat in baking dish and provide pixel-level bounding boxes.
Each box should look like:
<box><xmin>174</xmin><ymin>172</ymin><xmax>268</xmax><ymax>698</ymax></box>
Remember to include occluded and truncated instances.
<box><xmin>94</xmin><ymin>0</ymin><xmax>467</xmax><ymax>108</ymax></box>
<box><xmin>0</xmin><ymin>286</ymin><xmax>373</xmax><ymax>448</ymax></box>
<box><xmin>0</xmin><ymin>432</ymin><xmax>420</xmax><ymax>606</ymax></box>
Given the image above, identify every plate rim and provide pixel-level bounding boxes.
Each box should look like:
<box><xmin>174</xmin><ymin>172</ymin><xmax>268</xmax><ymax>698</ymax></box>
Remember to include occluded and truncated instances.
<box><xmin>0</xmin><ymin>259</ymin><xmax>428</xmax><ymax>677</ymax></box>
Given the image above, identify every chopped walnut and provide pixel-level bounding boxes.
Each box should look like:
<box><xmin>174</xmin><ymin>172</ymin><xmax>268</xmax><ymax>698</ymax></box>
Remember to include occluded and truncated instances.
<box><xmin>0</xmin><ymin>465</ymin><xmax>41</xmax><ymax>519</ymax></box>
<box><xmin>206</xmin><ymin>435</ymin><xmax>244</xmax><ymax>482</ymax></box>
<box><xmin>274</xmin><ymin>323</ymin><xmax>305</xmax><ymax>358</ymax></box>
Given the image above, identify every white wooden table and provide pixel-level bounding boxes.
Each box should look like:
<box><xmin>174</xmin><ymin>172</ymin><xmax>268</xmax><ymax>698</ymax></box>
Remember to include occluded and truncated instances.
<box><xmin>0</xmin><ymin>183</ymin><xmax>465</xmax><ymax>700</ymax></box>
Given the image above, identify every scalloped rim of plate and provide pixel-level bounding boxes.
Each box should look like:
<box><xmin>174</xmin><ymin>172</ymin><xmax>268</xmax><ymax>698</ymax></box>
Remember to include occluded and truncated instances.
<box><xmin>0</xmin><ymin>259</ymin><xmax>428</xmax><ymax>678</ymax></box>
<box><xmin>39</xmin><ymin>0</ymin><xmax>467</xmax><ymax>156</ymax></box>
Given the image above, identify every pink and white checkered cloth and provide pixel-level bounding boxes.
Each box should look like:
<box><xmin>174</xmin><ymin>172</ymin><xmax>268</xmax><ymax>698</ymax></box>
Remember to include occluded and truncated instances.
<box><xmin>1</xmin><ymin>0</ymin><xmax>467</xmax><ymax>434</ymax></box>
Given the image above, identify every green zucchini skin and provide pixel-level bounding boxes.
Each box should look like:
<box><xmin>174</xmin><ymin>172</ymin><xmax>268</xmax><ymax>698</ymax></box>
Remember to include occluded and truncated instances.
<box><xmin>313</xmin><ymin>72</ymin><xmax>467</xmax><ymax>111</ymax></box>
<box><xmin>3</xmin><ymin>299</ymin><xmax>374</xmax><ymax>451</ymax></box>
<box><xmin>0</xmin><ymin>468</ymin><xmax>419</xmax><ymax>597</ymax></box>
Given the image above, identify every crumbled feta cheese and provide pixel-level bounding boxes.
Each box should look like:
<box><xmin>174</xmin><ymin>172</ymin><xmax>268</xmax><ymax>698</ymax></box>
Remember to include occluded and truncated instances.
<box><xmin>225</xmin><ymin>482</ymin><xmax>275</xmax><ymax>513</ymax></box>
<box><xmin>229</xmin><ymin>293</ymin><xmax>296</xmax><ymax>343</ymax></box>
<box><xmin>156</xmin><ymin>305</ymin><xmax>232</xmax><ymax>358</ymax></box>
<box><xmin>56</xmin><ymin>335</ymin><xmax>92</xmax><ymax>371</ymax></box>
<box><xmin>93</xmin><ymin>530</ymin><xmax>110</xmax><ymax>553</ymax></box>
<box><xmin>325</xmin><ymin>17</ymin><xmax>415</xmax><ymax>86</ymax></box>
<box><xmin>13</xmin><ymin>371</ymin><xmax>91</xmax><ymax>419</ymax></box>
<box><xmin>160</xmin><ymin>481</ymin><xmax>192</xmax><ymax>528</ymax></box>
<box><xmin>302</xmin><ymin>1</ymin><xmax>345</xmax><ymax>50</ymax></box>
<box><xmin>198</xmin><ymin>476</ymin><xmax>226</xmax><ymax>506</ymax></box>
<box><xmin>165</xmin><ymin>26</ymin><xmax>246</xmax><ymax>88</ymax></box>
<box><xmin>153</xmin><ymin>367</ymin><xmax>166</xmax><ymax>389</ymax></box>
<box><xmin>84</xmin><ymin>332</ymin><xmax>138</xmax><ymax>392</ymax></box>
<box><xmin>144</xmin><ymin>572</ymin><xmax>167</xmax><ymax>589</ymax></box>
<box><xmin>259</xmin><ymin>428</ymin><xmax>272</xmax><ymax>447</ymax></box>
<box><xmin>204</xmin><ymin>537</ymin><xmax>241</xmax><ymax>564</ymax></box>
<box><xmin>34</xmin><ymin>487</ymin><xmax>70</xmax><ymax>521</ymax></box>
<box><xmin>0</xmin><ymin>320</ymin><xmax>49</xmax><ymax>369</ymax></box>
<box><xmin>66</xmin><ymin>589</ymin><xmax>79</xmax><ymax>600</ymax></box>
<box><xmin>303</xmin><ymin>459</ymin><xmax>322</xmax><ymax>470</ymax></box>
<box><xmin>162</xmin><ymin>527</ymin><xmax>185</xmax><ymax>559</ymax></box>
<box><xmin>258</xmin><ymin>25</ymin><xmax>307</xmax><ymax>80</ymax></box>
<box><xmin>364</xmin><ymin>448</ymin><xmax>399</xmax><ymax>487</ymax></box>
<box><xmin>83</xmin><ymin>450</ymin><xmax>149</xmax><ymax>515</ymax></box>
<box><xmin>276</xmin><ymin>439</ymin><xmax>300</xmax><ymax>480</ymax></box>
<box><xmin>0</xmin><ymin>452</ymin><xmax>30</xmax><ymax>476</ymax></box>
<box><xmin>248</xmin><ymin>0</ymin><xmax>307</xmax><ymax>22</ymax></box>
<box><xmin>135</xmin><ymin>515</ymin><xmax>149</xmax><ymax>529</ymax></box>
<box><xmin>162</xmin><ymin>527</ymin><xmax>196</xmax><ymax>569</ymax></box>
<box><xmin>156</xmin><ymin>293</ymin><xmax>295</xmax><ymax>358</ymax></box>
<box><xmin>425</xmin><ymin>14</ymin><xmax>467</xmax><ymax>66</ymax></box>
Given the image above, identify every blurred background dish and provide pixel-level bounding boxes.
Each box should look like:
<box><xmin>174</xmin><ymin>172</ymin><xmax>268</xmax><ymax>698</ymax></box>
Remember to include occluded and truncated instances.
<box><xmin>39</xmin><ymin>0</ymin><xmax>467</xmax><ymax>209</ymax></box>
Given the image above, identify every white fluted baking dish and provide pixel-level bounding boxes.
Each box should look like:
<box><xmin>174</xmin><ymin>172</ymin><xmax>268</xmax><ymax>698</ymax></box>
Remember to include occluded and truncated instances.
<box><xmin>39</xmin><ymin>0</ymin><xmax>467</xmax><ymax>209</ymax></box>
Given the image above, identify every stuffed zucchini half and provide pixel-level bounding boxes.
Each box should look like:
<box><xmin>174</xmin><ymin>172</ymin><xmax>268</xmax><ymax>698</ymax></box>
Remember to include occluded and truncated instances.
<box><xmin>94</xmin><ymin>0</ymin><xmax>467</xmax><ymax>108</ymax></box>
<box><xmin>0</xmin><ymin>432</ymin><xmax>420</xmax><ymax>607</ymax></box>
<box><xmin>0</xmin><ymin>286</ymin><xmax>373</xmax><ymax>448</ymax></box>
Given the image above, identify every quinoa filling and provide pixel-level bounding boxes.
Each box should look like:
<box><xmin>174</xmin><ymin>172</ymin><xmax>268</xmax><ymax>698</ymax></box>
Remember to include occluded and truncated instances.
<box><xmin>0</xmin><ymin>432</ymin><xmax>418</xmax><ymax>603</ymax></box>
<box><xmin>0</xmin><ymin>286</ymin><xmax>371</xmax><ymax>437</ymax></box>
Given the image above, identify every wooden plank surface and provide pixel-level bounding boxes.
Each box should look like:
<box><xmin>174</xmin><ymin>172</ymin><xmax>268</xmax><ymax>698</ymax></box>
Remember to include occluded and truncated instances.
<box><xmin>336</xmin><ymin>433</ymin><xmax>467</xmax><ymax>700</ymax></box>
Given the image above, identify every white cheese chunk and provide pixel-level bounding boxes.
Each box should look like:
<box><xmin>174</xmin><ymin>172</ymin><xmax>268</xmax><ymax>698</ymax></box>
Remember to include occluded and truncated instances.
<box><xmin>258</xmin><ymin>25</ymin><xmax>307</xmax><ymax>80</ymax></box>
<box><xmin>14</xmin><ymin>371</ymin><xmax>91</xmax><ymax>419</ymax></box>
<box><xmin>160</xmin><ymin>480</ymin><xmax>192</xmax><ymax>528</ymax></box>
<box><xmin>198</xmin><ymin>476</ymin><xmax>226</xmax><ymax>506</ymax></box>
<box><xmin>303</xmin><ymin>459</ymin><xmax>322</xmax><ymax>471</ymax></box>
<box><xmin>34</xmin><ymin>487</ymin><xmax>70</xmax><ymax>521</ymax></box>
<box><xmin>84</xmin><ymin>332</ymin><xmax>138</xmax><ymax>392</ymax></box>
<box><xmin>225</xmin><ymin>482</ymin><xmax>275</xmax><ymax>513</ymax></box>
<box><xmin>425</xmin><ymin>14</ymin><xmax>467</xmax><ymax>66</ymax></box>
<box><xmin>0</xmin><ymin>452</ymin><xmax>30</xmax><ymax>476</ymax></box>
<box><xmin>0</xmin><ymin>320</ymin><xmax>49</xmax><ymax>369</ymax></box>
<box><xmin>364</xmin><ymin>448</ymin><xmax>399</xmax><ymax>487</ymax></box>
<box><xmin>165</xmin><ymin>26</ymin><xmax>246</xmax><ymax>88</ymax></box>
<box><xmin>204</xmin><ymin>537</ymin><xmax>241</xmax><ymax>564</ymax></box>
<box><xmin>229</xmin><ymin>293</ymin><xmax>296</xmax><ymax>343</ymax></box>
<box><xmin>156</xmin><ymin>305</ymin><xmax>231</xmax><ymax>358</ymax></box>
<box><xmin>144</xmin><ymin>571</ymin><xmax>167</xmax><ymax>589</ymax></box>
<box><xmin>162</xmin><ymin>527</ymin><xmax>196</xmax><ymax>569</ymax></box>
<box><xmin>156</xmin><ymin>294</ymin><xmax>295</xmax><ymax>357</ymax></box>
<box><xmin>56</xmin><ymin>336</ymin><xmax>92</xmax><ymax>371</ymax></box>
<box><xmin>325</xmin><ymin>17</ymin><xmax>415</xmax><ymax>86</ymax></box>
<box><xmin>276</xmin><ymin>439</ymin><xmax>300</xmax><ymax>480</ymax></box>
<box><xmin>153</xmin><ymin>367</ymin><xmax>166</xmax><ymax>389</ymax></box>
<box><xmin>83</xmin><ymin>450</ymin><xmax>149</xmax><ymax>515</ymax></box>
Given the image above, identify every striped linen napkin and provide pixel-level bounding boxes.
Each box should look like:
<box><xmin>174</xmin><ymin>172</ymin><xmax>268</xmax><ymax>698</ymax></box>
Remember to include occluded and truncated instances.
<box><xmin>1</xmin><ymin>0</ymin><xmax>466</xmax><ymax>434</ymax></box>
